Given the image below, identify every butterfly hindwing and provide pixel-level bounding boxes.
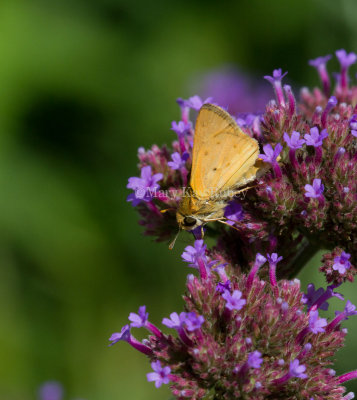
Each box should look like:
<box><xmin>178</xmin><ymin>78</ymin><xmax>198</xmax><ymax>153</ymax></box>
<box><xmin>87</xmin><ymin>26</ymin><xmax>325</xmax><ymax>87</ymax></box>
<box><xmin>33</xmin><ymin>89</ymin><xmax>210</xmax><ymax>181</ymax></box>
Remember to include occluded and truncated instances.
<box><xmin>190</xmin><ymin>104</ymin><xmax>259</xmax><ymax>199</ymax></box>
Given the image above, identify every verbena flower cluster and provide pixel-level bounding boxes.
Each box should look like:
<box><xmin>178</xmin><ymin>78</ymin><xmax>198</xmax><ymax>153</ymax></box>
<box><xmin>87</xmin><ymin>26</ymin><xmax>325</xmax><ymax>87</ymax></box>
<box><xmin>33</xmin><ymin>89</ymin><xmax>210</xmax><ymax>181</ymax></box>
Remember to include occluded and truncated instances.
<box><xmin>110</xmin><ymin>242</ymin><xmax>357</xmax><ymax>399</ymax></box>
<box><xmin>126</xmin><ymin>50</ymin><xmax>357</xmax><ymax>283</ymax></box>
<box><xmin>118</xmin><ymin>50</ymin><xmax>357</xmax><ymax>399</ymax></box>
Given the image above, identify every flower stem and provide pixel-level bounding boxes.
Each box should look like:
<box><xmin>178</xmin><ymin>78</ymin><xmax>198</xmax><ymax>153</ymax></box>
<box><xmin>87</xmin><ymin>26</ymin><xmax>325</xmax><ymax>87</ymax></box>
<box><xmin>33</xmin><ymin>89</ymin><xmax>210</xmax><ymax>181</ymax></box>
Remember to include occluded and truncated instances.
<box><xmin>286</xmin><ymin>238</ymin><xmax>320</xmax><ymax>279</ymax></box>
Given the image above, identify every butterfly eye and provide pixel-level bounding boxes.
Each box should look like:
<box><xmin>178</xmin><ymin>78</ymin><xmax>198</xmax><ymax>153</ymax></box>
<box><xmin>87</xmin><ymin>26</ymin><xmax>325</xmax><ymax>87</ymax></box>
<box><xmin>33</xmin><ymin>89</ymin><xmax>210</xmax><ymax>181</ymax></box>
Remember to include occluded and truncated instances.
<box><xmin>183</xmin><ymin>216</ymin><xmax>196</xmax><ymax>227</ymax></box>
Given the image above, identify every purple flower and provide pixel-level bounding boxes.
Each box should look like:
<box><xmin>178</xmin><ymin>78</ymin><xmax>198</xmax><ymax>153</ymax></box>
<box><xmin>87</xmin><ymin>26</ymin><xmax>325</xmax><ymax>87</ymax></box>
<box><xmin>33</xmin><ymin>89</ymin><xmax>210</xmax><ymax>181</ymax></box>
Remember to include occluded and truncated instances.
<box><xmin>251</xmin><ymin>254</ymin><xmax>265</xmax><ymax>269</ymax></box>
<box><xmin>129</xmin><ymin>306</ymin><xmax>149</xmax><ymax>328</ymax></box>
<box><xmin>309</xmin><ymin>55</ymin><xmax>332</xmax><ymax>69</ymax></box>
<box><xmin>181</xmin><ymin>312</ymin><xmax>205</xmax><ymax>331</ymax></box>
<box><xmin>336</xmin><ymin>49</ymin><xmax>357</xmax><ymax>69</ymax></box>
<box><xmin>162</xmin><ymin>312</ymin><xmax>182</xmax><ymax>329</ymax></box>
<box><xmin>258</xmin><ymin>143</ymin><xmax>283</xmax><ymax>164</ymax></box>
<box><xmin>38</xmin><ymin>382</ymin><xmax>64</xmax><ymax>400</ymax></box>
<box><xmin>267</xmin><ymin>253</ymin><xmax>283</xmax><ymax>266</ymax></box>
<box><xmin>283</xmin><ymin>131</ymin><xmax>305</xmax><ymax>150</ymax></box>
<box><xmin>147</xmin><ymin>360</ymin><xmax>171</xmax><ymax>388</ymax></box>
<box><xmin>263</xmin><ymin>68</ymin><xmax>288</xmax><ymax>84</ymax></box>
<box><xmin>222</xmin><ymin>290</ymin><xmax>246</xmax><ymax>311</ymax></box>
<box><xmin>224</xmin><ymin>201</ymin><xmax>244</xmax><ymax>225</ymax></box>
<box><xmin>216</xmin><ymin>280</ymin><xmax>231</xmax><ymax>293</ymax></box>
<box><xmin>304</xmin><ymin>179</ymin><xmax>324</xmax><ymax>198</ymax></box>
<box><xmin>171</xmin><ymin>121</ymin><xmax>191</xmax><ymax>137</ymax></box>
<box><xmin>168</xmin><ymin>151</ymin><xmax>189</xmax><ymax>170</ymax></box>
<box><xmin>183</xmin><ymin>95</ymin><xmax>213</xmax><ymax>111</ymax></box>
<box><xmin>335</xmin><ymin>300</ymin><xmax>357</xmax><ymax>320</ymax></box>
<box><xmin>247</xmin><ymin>351</ymin><xmax>263</xmax><ymax>369</ymax></box>
<box><xmin>302</xmin><ymin>284</ymin><xmax>329</xmax><ymax>311</ymax></box>
<box><xmin>350</xmin><ymin>115</ymin><xmax>357</xmax><ymax>137</ymax></box>
<box><xmin>304</xmin><ymin>127</ymin><xmax>328</xmax><ymax>147</ymax></box>
<box><xmin>333</xmin><ymin>252</ymin><xmax>351</xmax><ymax>274</ymax></box>
<box><xmin>109</xmin><ymin>325</ymin><xmax>131</xmax><ymax>345</ymax></box>
<box><xmin>289</xmin><ymin>359</ymin><xmax>307</xmax><ymax>379</ymax></box>
<box><xmin>181</xmin><ymin>240</ymin><xmax>207</xmax><ymax>268</ymax></box>
<box><xmin>308</xmin><ymin>310</ymin><xmax>327</xmax><ymax>334</ymax></box>
<box><xmin>127</xmin><ymin>166</ymin><xmax>163</xmax><ymax>206</ymax></box>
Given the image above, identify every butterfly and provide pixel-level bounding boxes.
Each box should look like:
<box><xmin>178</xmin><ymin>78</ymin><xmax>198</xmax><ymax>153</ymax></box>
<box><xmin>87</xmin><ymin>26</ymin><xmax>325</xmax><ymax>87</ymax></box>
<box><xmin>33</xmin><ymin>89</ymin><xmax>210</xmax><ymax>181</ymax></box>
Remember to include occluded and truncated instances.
<box><xmin>171</xmin><ymin>103</ymin><xmax>267</xmax><ymax>247</ymax></box>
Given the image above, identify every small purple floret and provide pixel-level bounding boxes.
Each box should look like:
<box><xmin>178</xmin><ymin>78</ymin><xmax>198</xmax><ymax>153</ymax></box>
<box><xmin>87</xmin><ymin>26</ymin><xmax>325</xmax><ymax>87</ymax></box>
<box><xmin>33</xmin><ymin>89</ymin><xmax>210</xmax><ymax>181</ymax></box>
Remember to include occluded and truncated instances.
<box><xmin>222</xmin><ymin>290</ymin><xmax>246</xmax><ymax>311</ymax></box>
<box><xmin>264</xmin><ymin>69</ymin><xmax>288</xmax><ymax>84</ymax></box>
<box><xmin>171</xmin><ymin>121</ymin><xmax>191</xmax><ymax>137</ymax></box>
<box><xmin>304</xmin><ymin>127</ymin><xmax>328</xmax><ymax>147</ymax></box>
<box><xmin>168</xmin><ymin>151</ymin><xmax>189</xmax><ymax>170</ymax></box>
<box><xmin>127</xmin><ymin>166</ymin><xmax>163</xmax><ymax>206</ymax></box>
<box><xmin>309</xmin><ymin>55</ymin><xmax>332</xmax><ymax>68</ymax></box>
<box><xmin>283</xmin><ymin>131</ymin><xmax>305</xmax><ymax>150</ymax></box>
<box><xmin>224</xmin><ymin>201</ymin><xmax>244</xmax><ymax>225</ymax></box>
<box><xmin>181</xmin><ymin>240</ymin><xmax>207</xmax><ymax>268</ymax></box>
<box><xmin>129</xmin><ymin>306</ymin><xmax>149</xmax><ymax>328</ymax></box>
<box><xmin>147</xmin><ymin>360</ymin><xmax>171</xmax><ymax>388</ymax></box>
<box><xmin>304</xmin><ymin>179</ymin><xmax>324</xmax><ymax>198</ymax></box>
<box><xmin>332</xmin><ymin>251</ymin><xmax>351</xmax><ymax>274</ymax></box>
<box><xmin>181</xmin><ymin>312</ymin><xmax>205</xmax><ymax>331</ymax></box>
<box><xmin>109</xmin><ymin>324</ymin><xmax>131</xmax><ymax>345</ymax></box>
<box><xmin>308</xmin><ymin>310</ymin><xmax>327</xmax><ymax>334</ymax></box>
<box><xmin>289</xmin><ymin>359</ymin><xmax>307</xmax><ymax>379</ymax></box>
<box><xmin>247</xmin><ymin>351</ymin><xmax>263</xmax><ymax>369</ymax></box>
<box><xmin>336</xmin><ymin>49</ymin><xmax>357</xmax><ymax>69</ymax></box>
<box><xmin>162</xmin><ymin>312</ymin><xmax>182</xmax><ymax>329</ymax></box>
<box><xmin>259</xmin><ymin>143</ymin><xmax>283</xmax><ymax>164</ymax></box>
<box><xmin>335</xmin><ymin>301</ymin><xmax>357</xmax><ymax>320</ymax></box>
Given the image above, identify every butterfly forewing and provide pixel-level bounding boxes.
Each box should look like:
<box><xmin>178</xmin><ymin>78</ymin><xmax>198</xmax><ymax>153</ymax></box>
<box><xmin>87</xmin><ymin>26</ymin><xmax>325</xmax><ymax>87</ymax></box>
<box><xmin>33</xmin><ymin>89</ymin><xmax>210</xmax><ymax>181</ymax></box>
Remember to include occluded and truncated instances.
<box><xmin>190</xmin><ymin>104</ymin><xmax>259</xmax><ymax>199</ymax></box>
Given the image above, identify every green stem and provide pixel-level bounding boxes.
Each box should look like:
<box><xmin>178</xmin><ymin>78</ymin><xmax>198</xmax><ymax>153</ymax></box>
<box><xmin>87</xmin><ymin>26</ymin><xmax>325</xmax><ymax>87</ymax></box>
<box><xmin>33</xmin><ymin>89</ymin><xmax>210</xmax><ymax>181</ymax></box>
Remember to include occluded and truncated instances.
<box><xmin>285</xmin><ymin>237</ymin><xmax>320</xmax><ymax>279</ymax></box>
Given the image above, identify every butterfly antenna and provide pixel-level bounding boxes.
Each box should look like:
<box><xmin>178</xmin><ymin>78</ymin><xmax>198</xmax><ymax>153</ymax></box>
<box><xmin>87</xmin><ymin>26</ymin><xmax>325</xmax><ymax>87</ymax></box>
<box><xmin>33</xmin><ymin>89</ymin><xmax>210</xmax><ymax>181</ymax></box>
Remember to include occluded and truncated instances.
<box><xmin>168</xmin><ymin>228</ymin><xmax>180</xmax><ymax>250</ymax></box>
<box><xmin>218</xmin><ymin>219</ymin><xmax>241</xmax><ymax>232</ymax></box>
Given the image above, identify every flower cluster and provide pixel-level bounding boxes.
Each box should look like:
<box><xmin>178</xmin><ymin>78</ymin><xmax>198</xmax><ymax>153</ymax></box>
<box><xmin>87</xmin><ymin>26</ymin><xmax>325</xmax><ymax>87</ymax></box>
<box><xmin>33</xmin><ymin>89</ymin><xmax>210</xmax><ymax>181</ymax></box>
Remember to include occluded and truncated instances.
<box><xmin>110</xmin><ymin>242</ymin><xmax>357</xmax><ymax>399</ymax></box>
<box><xmin>126</xmin><ymin>50</ymin><xmax>357</xmax><ymax>283</ymax></box>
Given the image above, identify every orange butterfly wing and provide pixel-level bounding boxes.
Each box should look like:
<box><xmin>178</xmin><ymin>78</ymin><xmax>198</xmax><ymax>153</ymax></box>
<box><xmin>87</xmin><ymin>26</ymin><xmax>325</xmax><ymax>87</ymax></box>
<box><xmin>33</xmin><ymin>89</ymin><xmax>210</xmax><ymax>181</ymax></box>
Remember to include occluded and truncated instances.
<box><xmin>190</xmin><ymin>104</ymin><xmax>259</xmax><ymax>199</ymax></box>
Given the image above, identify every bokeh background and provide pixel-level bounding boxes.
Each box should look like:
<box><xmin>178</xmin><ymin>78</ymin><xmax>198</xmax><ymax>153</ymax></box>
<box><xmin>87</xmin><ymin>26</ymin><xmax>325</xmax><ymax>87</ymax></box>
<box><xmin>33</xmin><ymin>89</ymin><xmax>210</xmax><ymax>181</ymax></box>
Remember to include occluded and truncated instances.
<box><xmin>1</xmin><ymin>0</ymin><xmax>357</xmax><ymax>398</ymax></box>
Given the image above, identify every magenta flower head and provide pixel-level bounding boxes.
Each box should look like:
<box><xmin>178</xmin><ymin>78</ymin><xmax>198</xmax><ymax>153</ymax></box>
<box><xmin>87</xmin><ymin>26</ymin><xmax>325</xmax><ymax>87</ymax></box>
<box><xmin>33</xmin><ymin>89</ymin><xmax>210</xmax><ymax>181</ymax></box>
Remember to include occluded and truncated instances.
<box><xmin>336</xmin><ymin>49</ymin><xmax>357</xmax><ymax>91</ymax></box>
<box><xmin>333</xmin><ymin>252</ymin><xmax>351</xmax><ymax>274</ymax></box>
<box><xmin>304</xmin><ymin>178</ymin><xmax>324</xmax><ymax>198</ymax></box>
<box><xmin>38</xmin><ymin>382</ymin><xmax>64</xmax><ymax>400</ymax></box>
<box><xmin>127</xmin><ymin>165</ymin><xmax>163</xmax><ymax>206</ymax></box>
<box><xmin>147</xmin><ymin>360</ymin><xmax>171</xmax><ymax>388</ymax></box>
<box><xmin>111</xmin><ymin>250</ymin><xmax>353</xmax><ymax>398</ymax></box>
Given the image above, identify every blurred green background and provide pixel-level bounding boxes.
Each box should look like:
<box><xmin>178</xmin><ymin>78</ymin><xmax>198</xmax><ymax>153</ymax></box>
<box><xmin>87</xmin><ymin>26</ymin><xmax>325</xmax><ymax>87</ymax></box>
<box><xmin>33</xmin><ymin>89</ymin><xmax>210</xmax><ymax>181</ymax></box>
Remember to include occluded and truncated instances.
<box><xmin>0</xmin><ymin>0</ymin><xmax>357</xmax><ymax>398</ymax></box>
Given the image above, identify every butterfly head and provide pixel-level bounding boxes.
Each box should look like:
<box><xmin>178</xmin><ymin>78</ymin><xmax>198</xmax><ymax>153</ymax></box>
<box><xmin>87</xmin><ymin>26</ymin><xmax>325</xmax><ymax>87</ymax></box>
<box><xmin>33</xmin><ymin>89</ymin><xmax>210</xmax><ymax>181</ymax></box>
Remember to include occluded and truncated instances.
<box><xmin>176</xmin><ymin>212</ymin><xmax>202</xmax><ymax>231</ymax></box>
